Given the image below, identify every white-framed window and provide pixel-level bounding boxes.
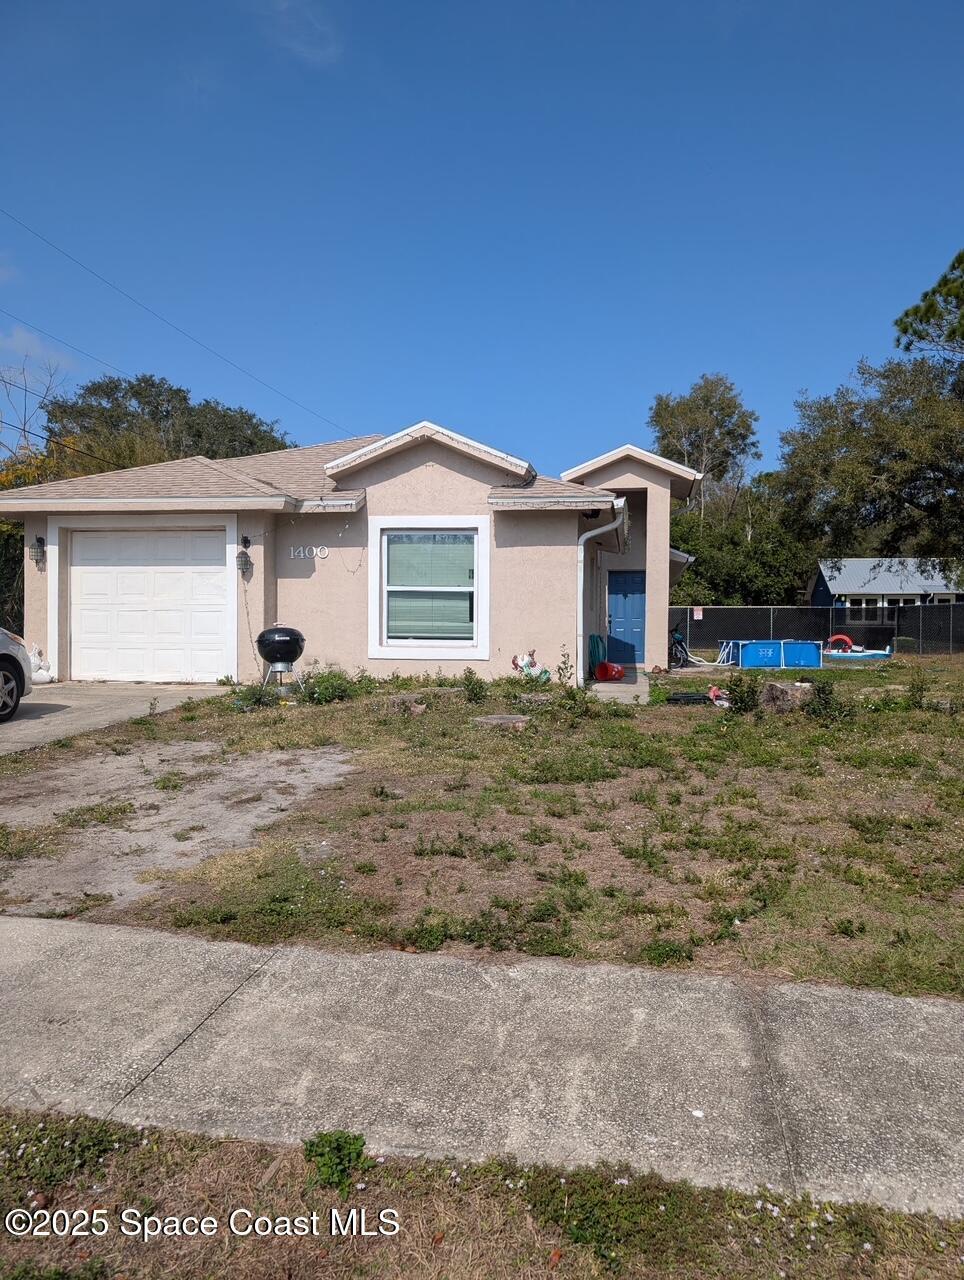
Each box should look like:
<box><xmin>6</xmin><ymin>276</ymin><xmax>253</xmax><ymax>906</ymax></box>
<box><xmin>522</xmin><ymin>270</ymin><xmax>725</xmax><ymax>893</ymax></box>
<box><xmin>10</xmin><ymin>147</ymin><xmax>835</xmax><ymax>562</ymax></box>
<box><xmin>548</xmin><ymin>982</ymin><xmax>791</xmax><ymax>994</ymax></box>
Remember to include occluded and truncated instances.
<box><xmin>933</xmin><ymin>593</ymin><xmax>954</xmax><ymax>604</ymax></box>
<box><xmin>367</xmin><ymin>516</ymin><xmax>490</xmax><ymax>660</ymax></box>
<box><xmin>845</xmin><ymin>595</ymin><xmax>880</xmax><ymax>618</ymax></box>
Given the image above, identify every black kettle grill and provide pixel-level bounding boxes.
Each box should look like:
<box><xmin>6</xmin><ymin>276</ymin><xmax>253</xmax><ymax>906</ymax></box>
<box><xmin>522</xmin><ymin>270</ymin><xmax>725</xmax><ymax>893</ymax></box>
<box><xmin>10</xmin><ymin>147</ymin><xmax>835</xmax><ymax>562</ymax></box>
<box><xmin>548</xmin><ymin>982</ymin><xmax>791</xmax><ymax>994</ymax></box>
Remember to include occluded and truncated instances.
<box><xmin>256</xmin><ymin>626</ymin><xmax>306</xmax><ymax>692</ymax></box>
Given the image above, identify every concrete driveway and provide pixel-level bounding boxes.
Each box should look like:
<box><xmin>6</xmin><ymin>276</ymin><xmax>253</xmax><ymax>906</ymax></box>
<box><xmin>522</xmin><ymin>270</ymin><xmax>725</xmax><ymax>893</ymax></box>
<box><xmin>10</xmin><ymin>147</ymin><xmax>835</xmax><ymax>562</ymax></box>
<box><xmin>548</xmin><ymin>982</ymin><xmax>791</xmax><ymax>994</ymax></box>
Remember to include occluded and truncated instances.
<box><xmin>1</xmin><ymin>916</ymin><xmax>961</xmax><ymax>1216</ymax></box>
<box><xmin>0</xmin><ymin>682</ymin><xmax>215</xmax><ymax>755</ymax></box>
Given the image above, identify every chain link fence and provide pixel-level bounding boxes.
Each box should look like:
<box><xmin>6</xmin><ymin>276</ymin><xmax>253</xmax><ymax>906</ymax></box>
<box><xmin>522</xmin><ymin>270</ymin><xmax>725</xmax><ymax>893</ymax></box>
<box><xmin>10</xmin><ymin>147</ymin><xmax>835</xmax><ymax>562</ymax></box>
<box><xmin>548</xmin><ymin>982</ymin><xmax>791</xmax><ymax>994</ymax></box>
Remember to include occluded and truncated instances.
<box><xmin>668</xmin><ymin>604</ymin><xmax>964</xmax><ymax>657</ymax></box>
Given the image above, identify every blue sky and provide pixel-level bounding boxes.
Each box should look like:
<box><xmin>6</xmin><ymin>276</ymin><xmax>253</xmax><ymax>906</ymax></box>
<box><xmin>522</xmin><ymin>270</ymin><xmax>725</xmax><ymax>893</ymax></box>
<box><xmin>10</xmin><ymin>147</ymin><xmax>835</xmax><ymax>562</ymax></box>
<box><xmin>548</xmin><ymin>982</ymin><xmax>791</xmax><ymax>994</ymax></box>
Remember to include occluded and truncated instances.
<box><xmin>1</xmin><ymin>0</ymin><xmax>962</xmax><ymax>476</ymax></box>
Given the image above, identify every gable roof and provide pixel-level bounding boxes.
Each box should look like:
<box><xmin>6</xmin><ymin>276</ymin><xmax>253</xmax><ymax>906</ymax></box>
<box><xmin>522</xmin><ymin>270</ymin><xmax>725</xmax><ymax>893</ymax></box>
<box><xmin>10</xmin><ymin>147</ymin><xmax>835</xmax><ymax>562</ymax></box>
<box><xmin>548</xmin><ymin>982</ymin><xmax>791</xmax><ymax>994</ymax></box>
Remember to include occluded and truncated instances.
<box><xmin>0</xmin><ymin>425</ymin><xmax>673</xmax><ymax>518</ymax></box>
<box><xmin>819</xmin><ymin>558</ymin><xmax>959</xmax><ymax>595</ymax></box>
<box><xmin>561</xmin><ymin>444</ymin><xmax>703</xmax><ymax>500</ymax></box>
<box><xmin>325</xmin><ymin>421</ymin><xmax>533</xmax><ymax>481</ymax></box>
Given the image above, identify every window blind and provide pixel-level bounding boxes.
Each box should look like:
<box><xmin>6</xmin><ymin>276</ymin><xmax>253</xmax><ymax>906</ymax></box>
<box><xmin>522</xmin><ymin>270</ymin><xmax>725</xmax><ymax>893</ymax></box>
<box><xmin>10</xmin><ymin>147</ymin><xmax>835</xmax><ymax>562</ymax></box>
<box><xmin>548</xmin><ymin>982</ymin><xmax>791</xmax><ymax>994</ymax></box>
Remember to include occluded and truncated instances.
<box><xmin>386</xmin><ymin>590</ymin><xmax>474</xmax><ymax>639</ymax></box>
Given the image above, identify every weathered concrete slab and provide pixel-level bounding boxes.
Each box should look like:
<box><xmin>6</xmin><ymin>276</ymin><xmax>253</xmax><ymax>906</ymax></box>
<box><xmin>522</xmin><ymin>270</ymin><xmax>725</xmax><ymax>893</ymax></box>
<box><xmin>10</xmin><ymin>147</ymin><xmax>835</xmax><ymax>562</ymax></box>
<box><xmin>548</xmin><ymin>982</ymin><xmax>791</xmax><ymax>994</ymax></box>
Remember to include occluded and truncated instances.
<box><xmin>591</xmin><ymin>669</ymin><xmax>650</xmax><ymax>705</ymax></box>
<box><xmin>112</xmin><ymin>949</ymin><xmax>790</xmax><ymax>1196</ymax></box>
<box><xmin>1</xmin><ymin>917</ymin><xmax>961</xmax><ymax>1215</ymax></box>
<box><xmin>0</xmin><ymin>917</ymin><xmax>269</xmax><ymax>1112</ymax></box>
<box><xmin>761</xmin><ymin>982</ymin><xmax>964</xmax><ymax>1215</ymax></box>
<box><xmin>1</xmin><ymin>682</ymin><xmax>210</xmax><ymax>755</ymax></box>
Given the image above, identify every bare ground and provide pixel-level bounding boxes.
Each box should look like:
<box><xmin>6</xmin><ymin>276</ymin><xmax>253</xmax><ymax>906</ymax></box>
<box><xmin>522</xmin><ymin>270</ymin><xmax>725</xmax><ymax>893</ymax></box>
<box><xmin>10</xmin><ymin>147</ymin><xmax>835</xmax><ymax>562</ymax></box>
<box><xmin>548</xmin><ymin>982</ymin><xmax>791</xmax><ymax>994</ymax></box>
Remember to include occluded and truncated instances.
<box><xmin>0</xmin><ymin>742</ymin><xmax>351</xmax><ymax>916</ymax></box>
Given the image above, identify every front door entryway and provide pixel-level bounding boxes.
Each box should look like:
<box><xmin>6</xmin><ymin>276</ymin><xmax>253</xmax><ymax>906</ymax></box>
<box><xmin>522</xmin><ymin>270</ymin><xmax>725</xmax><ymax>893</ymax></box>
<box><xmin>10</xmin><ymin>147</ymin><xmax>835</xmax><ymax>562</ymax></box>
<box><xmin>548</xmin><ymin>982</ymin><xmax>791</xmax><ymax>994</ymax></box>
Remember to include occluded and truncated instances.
<box><xmin>607</xmin><ymin>570</ymin><xmax>646</xmax><ymax>664</ymax></box>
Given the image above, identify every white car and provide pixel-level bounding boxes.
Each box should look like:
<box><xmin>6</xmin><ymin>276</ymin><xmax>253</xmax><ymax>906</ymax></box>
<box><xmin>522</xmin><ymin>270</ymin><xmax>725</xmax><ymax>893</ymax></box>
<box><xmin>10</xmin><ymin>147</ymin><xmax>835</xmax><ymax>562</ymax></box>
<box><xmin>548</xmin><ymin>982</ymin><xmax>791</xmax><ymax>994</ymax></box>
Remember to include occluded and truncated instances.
<box><xmin>0</xmin><ymin>627</ymin><xmax>32</xmax><ymax>722</ymax></box>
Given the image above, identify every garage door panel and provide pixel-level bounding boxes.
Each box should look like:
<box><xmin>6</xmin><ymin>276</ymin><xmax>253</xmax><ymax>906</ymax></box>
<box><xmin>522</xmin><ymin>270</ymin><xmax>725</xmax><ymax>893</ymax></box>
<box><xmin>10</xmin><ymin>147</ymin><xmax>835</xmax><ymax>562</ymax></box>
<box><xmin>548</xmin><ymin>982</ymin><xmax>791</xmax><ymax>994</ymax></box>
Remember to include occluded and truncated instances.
<box><xmin>191</xmin><ymin>533</ymin><xmax>226</xmax><ymax>565</ymax></box>
<box><xmin>73</xmin><ymin>534</ymin><xmax>118</xmax><ymax>566</ymax></box>
<box><xmin>76</xmin><ymin>570</ymin><xmax>111</xmax><ymax>600</ymax></box>
<box><xmin>153</xmin><ymin>648</ymin><xmax>190</xmax><ymax>678</ymax></box>
<box><xmin>116</xmin><ymin>611</ymin><xmax>152</xmax><ymax>640</ymax></box>
<box><xmin>191</xmin><ymin>571</ymin><xmax>227</xmax><ymax>603</ymax></box>
<box><xmin>114</xmin><ymin>649</ymin><xmax>151</xmax><ymax>679</ymax></box>
<box><xmin>115</xmin><ymin>536</ymin><xmax>151</xmax><ymax>566</ymax></box>
<box><xmin>154</xmin><ymin>572</ymin><xmax>189</xmax><ymax>602</ymax></box>
<box><xmin>191</xmin><ymin>648</ymin><xmax>227</xmax><ymax>681</ymax></box>
<box><xmin>156</xmin><ymin>534</ymin><xmax>188</xmax><ymax>562</ymax></box>
<box><xmin>76</xmin><ymin>608</ymin><xmax>112</xmax><ymax>639</ymax></box>
<box><xmin>70</xmin><ymin>529</ymin><xmax>230</xmax><ymax>682</ymax></box>
<box><xmin>72</xmin><ymin>646</ymin><xmax>113</xmax><ymax>678</ymax></box>
<box><xmin>117</xmin><ymin>572</ymin><xmax>151</xmax><ymax>601</ymax></box>
<box><xmin>190</xmin><ymin>611</ymin><xmax>225</xmax><ymax>639</ymax></box>
<box><xmin>155</xmin><ymin>610</ymin><xmax>189</xmax><ymax>639</ymax></box>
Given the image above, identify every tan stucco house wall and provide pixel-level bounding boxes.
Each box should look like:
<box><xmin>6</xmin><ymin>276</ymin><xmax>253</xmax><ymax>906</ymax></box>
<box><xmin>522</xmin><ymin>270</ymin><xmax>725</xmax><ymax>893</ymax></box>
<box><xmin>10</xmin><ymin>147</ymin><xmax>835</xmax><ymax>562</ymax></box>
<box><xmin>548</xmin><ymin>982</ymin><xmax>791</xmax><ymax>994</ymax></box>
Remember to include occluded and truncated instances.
<box><xmin>1</xmin><ymin>423</ymin><xmax>701</xmax><ymax>686</ymax></box>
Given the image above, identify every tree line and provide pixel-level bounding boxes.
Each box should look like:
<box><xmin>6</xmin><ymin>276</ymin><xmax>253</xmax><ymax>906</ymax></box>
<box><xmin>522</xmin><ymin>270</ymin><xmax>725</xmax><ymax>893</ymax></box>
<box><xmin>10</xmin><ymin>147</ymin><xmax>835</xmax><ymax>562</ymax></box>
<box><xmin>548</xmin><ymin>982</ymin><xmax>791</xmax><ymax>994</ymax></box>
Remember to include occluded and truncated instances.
<box><xmin>0</xmin><ymin>374</ymin><xmax>288</xmax><ymax>630</ymax></box>
<box><xmin>1</xmin><ymin>249</ymin><xmax>962</xmax><ymax>627</ymax></box>
<box><xmin>651</xmin><ymin>249</ymin><xmax>963</xmax><ymax>604</ymax></box>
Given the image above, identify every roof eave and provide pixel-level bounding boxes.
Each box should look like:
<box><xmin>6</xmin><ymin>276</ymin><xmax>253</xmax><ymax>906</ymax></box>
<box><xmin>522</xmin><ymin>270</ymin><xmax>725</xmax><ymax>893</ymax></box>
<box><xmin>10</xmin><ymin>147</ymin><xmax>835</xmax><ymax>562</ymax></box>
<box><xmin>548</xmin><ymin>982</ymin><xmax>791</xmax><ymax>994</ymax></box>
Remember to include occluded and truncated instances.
<box><xmin>488</xmin><ymin>494</ymin><xmax>616</xmax><ymax>511</ymax></box>
<box><xmin>0</xmin><ymin>496</ymin><xmax>294</xmax><ymax>514</ymax></box>
<box><xmin>297</xmin><ymin>492</ymin><xmax>367</xmax><ymax>513</ymax></box>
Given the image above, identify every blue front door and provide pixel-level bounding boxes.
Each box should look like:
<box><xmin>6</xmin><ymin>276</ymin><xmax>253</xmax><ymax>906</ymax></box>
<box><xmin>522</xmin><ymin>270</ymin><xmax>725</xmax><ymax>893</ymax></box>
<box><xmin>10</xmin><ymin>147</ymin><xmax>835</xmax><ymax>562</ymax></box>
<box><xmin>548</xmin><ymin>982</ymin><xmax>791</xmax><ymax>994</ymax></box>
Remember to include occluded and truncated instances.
<box><xmin>608</xmin><ymin>571</ymin><xmax>646</xmax><ymax>663</ymax></box>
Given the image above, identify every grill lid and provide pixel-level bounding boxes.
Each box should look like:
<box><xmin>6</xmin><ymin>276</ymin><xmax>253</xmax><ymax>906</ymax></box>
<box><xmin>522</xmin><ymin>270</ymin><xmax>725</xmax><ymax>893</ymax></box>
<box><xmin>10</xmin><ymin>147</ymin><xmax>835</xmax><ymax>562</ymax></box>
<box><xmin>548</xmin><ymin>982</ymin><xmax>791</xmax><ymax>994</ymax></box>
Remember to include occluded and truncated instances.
<box><xmin>256</xmin><ymin>626</ymin><xmax>306</xmax><ymax>663</ymax></box>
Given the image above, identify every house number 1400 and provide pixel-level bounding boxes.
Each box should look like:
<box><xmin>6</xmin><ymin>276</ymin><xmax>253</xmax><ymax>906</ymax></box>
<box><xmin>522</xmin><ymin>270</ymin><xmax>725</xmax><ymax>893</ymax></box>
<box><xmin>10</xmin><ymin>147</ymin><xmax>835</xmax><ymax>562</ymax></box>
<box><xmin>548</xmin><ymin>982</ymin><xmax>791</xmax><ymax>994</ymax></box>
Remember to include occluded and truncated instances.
<box><xmin>289</xmin><ymin>545</ymin><xmax>329</xmax><ymax>560</ymax></box>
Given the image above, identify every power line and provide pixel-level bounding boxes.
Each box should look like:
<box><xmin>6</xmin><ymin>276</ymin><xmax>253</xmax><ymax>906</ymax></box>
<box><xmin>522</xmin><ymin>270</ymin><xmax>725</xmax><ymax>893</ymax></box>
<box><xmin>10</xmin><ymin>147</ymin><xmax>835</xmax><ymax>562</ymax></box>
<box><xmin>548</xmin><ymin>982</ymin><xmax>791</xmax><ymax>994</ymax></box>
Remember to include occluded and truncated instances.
<box><xmin>0</xmin><ymin>306</ymin><xmax>132</xmax><ymax>377</ymax></box>
<box><xmin>0</xmin><ymin>376</ymin><xmax>119</xmax><ymax>467</ymax></box>
<box><xmin>0</xmin><ymin>375</ymin><xmax>55</xmax><ymax>404</ymax></box>
<box><xmin>0</xmin><ymin>204</ymin><xmax>346</xmax><ymax>432</ymax></box>
<box><xmin>0</xmin><ymin>415</ymin><xmax>116</xmax><ymax>466</ymax></box>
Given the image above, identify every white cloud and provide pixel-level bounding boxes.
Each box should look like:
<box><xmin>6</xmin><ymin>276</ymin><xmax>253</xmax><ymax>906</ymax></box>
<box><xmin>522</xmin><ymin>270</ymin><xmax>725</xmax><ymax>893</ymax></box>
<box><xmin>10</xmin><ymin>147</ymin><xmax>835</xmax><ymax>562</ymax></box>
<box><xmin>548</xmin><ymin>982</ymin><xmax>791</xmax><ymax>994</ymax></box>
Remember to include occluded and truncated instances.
<box><xmin>258</xmin><ymin>0</ymin><xmax>343</xmax><ymax>68</ymax></box>
<box><xmin>0</xmin><ymin>325</ymin><xmax>74</xmax><ymax>369</ymax></box>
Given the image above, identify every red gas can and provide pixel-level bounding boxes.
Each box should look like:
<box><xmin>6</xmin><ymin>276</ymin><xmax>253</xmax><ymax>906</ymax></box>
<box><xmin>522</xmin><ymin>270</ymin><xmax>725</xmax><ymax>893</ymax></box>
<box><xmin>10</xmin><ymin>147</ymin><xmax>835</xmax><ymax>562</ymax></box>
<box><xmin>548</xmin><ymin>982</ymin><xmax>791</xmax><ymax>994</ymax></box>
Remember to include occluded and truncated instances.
<box><xmin>593</xmin><ymin>661</ymin><xmax>625</xmax><ymax>682</ymax></box>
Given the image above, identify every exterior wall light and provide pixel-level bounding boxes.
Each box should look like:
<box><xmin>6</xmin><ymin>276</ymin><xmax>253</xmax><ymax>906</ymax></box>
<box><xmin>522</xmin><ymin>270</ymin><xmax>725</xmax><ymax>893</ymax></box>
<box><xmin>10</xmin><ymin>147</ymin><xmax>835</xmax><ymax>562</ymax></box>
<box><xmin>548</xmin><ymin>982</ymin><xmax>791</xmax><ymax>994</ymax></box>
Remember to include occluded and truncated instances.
<box><xmin>28</xmin><ymin>535</ymin><xmax>46</xmax><ymax>566</ymax></box>
<box><xmin>236</xmin><ymin>536</ymin><xmax>253</xmax><ymax>574</ymax></box>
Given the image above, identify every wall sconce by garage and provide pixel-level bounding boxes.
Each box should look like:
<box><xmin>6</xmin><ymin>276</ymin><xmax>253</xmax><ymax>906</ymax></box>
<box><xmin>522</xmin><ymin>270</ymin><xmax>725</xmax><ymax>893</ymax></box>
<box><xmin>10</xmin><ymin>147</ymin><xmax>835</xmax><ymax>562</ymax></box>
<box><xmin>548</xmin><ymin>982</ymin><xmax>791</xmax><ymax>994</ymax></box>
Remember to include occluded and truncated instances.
<box><xmin>231</xmin><ymin>535</ymin><xmax>249</xmax><ymax>576</ymax></box>
<box><xmin>28</xmin><ymin>535</ymin><xmax>46</xmax><ymax>566</ymax></box>
<box><xmin>236</xmin><ymin>536</ymin><xmax>253</xmax><ymax>575</ymax></box>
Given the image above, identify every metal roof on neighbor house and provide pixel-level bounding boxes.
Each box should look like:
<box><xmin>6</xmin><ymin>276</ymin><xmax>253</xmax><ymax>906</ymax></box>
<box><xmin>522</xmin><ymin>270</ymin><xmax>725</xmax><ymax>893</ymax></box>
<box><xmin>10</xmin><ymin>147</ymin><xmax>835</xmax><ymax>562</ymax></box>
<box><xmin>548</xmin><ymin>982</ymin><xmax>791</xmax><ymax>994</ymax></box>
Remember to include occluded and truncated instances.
<box><xmin>819</xmin><ymin>558</ymin><xmax>958</xmax><ymax>595</ymax></box>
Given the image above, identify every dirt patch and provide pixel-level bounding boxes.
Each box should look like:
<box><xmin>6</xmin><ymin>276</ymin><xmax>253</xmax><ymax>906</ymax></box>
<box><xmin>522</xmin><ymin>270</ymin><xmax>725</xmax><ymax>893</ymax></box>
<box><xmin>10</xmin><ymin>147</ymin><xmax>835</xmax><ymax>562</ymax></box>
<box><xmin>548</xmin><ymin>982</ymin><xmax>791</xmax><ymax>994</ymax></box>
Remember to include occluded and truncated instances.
<box><xmin>0</xmin><ymin>741</ymin><xmax>352</xmax><ymax>916</ymax></box>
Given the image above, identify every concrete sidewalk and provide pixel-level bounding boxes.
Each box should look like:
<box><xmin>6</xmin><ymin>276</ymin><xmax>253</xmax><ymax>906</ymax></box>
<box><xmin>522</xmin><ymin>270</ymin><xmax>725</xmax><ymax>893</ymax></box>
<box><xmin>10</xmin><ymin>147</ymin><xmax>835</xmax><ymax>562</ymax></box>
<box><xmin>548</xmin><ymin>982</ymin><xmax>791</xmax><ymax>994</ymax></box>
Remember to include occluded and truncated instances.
<box><xmin>0</xmin><ymin>916</ymin><xmax>961</xmax><ymax>1216</ymax></box>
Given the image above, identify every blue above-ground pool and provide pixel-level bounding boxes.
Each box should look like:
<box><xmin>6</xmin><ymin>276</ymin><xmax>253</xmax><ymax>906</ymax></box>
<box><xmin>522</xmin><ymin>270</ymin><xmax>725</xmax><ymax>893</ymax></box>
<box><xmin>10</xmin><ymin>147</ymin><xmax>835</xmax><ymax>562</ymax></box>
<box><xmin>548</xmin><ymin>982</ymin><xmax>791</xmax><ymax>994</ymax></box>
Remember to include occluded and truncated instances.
<box><xmin>718</xmin><ymin>639</ymin><xmax>823</xmax><ymax>669</ymax></box>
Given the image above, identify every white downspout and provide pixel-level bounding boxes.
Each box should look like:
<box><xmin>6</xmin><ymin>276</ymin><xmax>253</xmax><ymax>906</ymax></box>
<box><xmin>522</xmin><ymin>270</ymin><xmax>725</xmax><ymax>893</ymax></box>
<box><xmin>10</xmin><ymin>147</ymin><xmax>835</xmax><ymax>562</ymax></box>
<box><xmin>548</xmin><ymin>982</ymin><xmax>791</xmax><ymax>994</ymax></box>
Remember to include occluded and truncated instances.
<box><xmin>576</xmin><ymin>497</ymin><xmax>626</xmax><ymax>688</ymax></box>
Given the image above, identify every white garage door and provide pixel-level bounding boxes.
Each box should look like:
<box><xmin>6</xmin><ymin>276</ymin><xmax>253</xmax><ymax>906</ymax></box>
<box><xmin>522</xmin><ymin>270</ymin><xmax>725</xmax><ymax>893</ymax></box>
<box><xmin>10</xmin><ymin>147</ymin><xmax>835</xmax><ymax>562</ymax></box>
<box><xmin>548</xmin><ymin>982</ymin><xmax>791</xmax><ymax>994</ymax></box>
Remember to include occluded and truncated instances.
<box><xmin>70</xmin><ymin>530</ymin><xmax>230</xmax><ymax>682</ymax></box>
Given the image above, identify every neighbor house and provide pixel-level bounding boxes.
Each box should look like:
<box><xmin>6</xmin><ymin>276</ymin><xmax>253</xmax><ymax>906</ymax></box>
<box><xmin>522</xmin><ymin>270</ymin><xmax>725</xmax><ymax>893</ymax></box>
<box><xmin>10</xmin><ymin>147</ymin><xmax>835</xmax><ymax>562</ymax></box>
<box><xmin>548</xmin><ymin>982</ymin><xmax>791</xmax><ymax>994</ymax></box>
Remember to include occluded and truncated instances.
<box><xmin>808</xmin><ymin>558</ymin><xmax>963</xmax><ymax>615</ymax></box>
<box><xmin>0</xmin><ymin>422</ymin><xmax>701</xmax><ymax>686</ymax></box>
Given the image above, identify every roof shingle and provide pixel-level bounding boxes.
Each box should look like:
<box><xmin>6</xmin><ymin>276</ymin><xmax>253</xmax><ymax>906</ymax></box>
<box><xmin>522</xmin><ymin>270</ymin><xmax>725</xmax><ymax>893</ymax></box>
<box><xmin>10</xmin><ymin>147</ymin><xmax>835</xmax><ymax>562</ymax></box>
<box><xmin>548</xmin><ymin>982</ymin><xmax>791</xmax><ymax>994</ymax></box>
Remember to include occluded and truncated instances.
<box><xmin>0</xmin><ymin>435</ymin><xmax>383</xmax><ymax>505</ymax></box>
<box><xmin>488</xmin><ymin>474</ymin><xmax>617</xmax><ymax>507</ymax></box>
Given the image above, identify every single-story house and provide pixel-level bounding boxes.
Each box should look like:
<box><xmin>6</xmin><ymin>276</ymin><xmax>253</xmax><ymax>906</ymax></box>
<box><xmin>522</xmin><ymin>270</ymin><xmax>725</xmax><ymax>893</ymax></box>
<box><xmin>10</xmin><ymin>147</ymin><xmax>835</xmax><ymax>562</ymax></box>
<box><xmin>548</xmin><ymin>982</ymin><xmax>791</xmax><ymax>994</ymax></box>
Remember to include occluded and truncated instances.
<box><xmin>808</xmin><ymin>558</ymin><xmax>963</xmax><ymax>613</ymax></box>
<box><xmin>0</xmin><ymin>422</ymin><xmax>701</xmax><ymax>685</ymax></box>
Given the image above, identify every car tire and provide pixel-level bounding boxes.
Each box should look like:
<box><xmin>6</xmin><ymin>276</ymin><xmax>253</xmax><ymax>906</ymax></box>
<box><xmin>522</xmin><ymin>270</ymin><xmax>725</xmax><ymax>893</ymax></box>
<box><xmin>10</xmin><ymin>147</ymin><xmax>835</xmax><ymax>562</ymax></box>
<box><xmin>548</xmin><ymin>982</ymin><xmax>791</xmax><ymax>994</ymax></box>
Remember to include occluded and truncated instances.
<box><xmin>0</xmin><ymin>661</ymin><xmax>22</xmax><ymax>723</ymax></box>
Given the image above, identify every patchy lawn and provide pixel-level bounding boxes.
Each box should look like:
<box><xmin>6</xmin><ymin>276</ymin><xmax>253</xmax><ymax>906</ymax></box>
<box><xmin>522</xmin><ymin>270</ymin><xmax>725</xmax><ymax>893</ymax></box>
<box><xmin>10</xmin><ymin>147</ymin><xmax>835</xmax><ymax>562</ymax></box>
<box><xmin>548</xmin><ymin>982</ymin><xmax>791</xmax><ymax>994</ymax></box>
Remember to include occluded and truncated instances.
<box><xmin>0</xmin><ymin>740</ymin><xmax>350</xmax><ymax>917</ymax></box>
<box><xmin>1</xmin><ymin>1107</ymin><xmax>960</xmax><ymax>1280</ymax></box>
<box><xmin>1</xmin><ymin>659</ymin><xmax>962</xmax><ymax>997</ymax></box>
